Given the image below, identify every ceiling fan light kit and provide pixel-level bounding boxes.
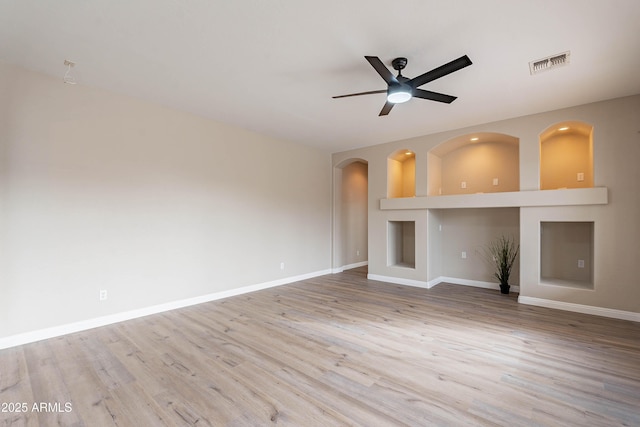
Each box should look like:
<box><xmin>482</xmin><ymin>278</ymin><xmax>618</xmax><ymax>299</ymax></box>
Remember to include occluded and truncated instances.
<box><xmin>333</xmin><ymin>54</ymin><xmax>472</xmax><ymax>116</ymax></box>
<box><xmin>387</xmin><ymin>84</ymin><xmax>412</xmax><ymax>104</ymax></box>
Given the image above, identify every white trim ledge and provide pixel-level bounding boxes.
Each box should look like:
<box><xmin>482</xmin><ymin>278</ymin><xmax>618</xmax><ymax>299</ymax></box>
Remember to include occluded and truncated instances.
<box><xmin>0</xmin><ymin>269</ymin><xmax>332</xmax><ymax>350</ymax></box>
<box><xmin>367</xmin><ymin>274</ymin><xmax>430</xmax><ymax>289</ymax></box>
<box><xmin>368</xmin><ymin>274</ymin><xmax>521</xmax><ymax>292</ymax></box>
<box><xmin>332</xmin><ymin>261</ymin><xmax>368</xmax><ymax>274</ymax></box>
<box><xmin>518</xmin><ymin>296</ymin><xmax>640</xmax><ymax>322</ymax></box>
<box><xmin>432</xmin><ymin>276</ymin><xmax>521</xmax><ymax>293</ymax></box>
<box><xmin>380</xmin><ymin>187</ymin><xmax>608</xmax><ymax>210</ymax></box>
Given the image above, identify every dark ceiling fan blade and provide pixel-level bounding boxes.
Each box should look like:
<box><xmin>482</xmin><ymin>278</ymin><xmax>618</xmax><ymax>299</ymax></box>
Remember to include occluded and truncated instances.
<box><xmin>365</xmin><ymin>56</ymin><xmax>399</xmax><ymax>85</ymax></box>
<box><xmin>412</xmin><ymin>88</ymin><xmax>457</xmax><ymax>103</ymax></box>
<box><xmin>332</xmin><ymin>89</ymin><xmax>387</xmax><ymax>99</ymax></box>
<box><xmin>379</xmin><ymin>101</ymin><xmax>394</xmax><ymax>116</ymax></box>
<box><xmin>407</xmin><ymin>55</ymin><xmax>472</xmax><ymax>88</ymax></box>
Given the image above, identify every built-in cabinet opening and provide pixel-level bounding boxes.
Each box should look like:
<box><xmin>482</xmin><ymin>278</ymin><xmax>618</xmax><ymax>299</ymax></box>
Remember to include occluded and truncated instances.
<box><xmin>427</xmin><ymin>133</ymin><xmax>519</xmax><ymax>196</ymax></box>
<box><xmin>428</xmin><ymin>208</ymin><xmax>520</xmax><ymax>284</ymax></box>
<box><xmin>387</xmin><ymin>149</ymin><xmax>415</xmax><ymax>198</ymax></box>
<box><xmin>540</xmin><ymin>121</ymin><xmax>594</xmax><ymax>190</ymax></box>
<box><xmin>388</xmin><ymin>221</ymin><xmax>415</xmax><ymax>268</ymax></box>
<box><xmin>540</xmin><ymin>221</ymin><xmax>594</xmax><ymax>289</ymax></box>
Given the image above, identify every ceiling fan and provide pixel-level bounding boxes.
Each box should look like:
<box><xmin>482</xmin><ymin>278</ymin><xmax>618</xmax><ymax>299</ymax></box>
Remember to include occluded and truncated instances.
<box><xmin>333</xmin><ymin>55</ymin><xmax>472</xmax><ymax>116</ymax></box>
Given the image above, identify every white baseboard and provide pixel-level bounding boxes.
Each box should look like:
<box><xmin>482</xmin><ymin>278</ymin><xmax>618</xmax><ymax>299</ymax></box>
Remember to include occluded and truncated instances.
<box><xmin>0</xmin><ymin>269</ymin><xmax>332</xmax><ymax>350</ymax></box>
<box><xmin>368</xmin><ymin>274</ymin><xmax>520</xmax><ymax>292</ymax></box>
<box><xmin>426</xmin><ymin>277</ymin><xmax>442</xmax><ymax>289</ymax></box>
<box><xmin>344</xmin><ymin>261</ymin><xmax>368</xmax><ymax>270</ymax></box>
<box><xmin>332</xmin><ymin>261</ymin><xmax>368</xmax><ymax>274</ymax></box>
<box><xmin>431</xmin><ymin>276</ymin><xmax>520</xmax><ymax>293</ymax></box>
<box><xmin>518</xmin><ymin>296</ymin><xmax>640</xmax><ymax>322</ymax></box>
<box><xmin>367</xmin><ymin>274</ymin><xmax>429</xmax><ymax>289</ymax></box>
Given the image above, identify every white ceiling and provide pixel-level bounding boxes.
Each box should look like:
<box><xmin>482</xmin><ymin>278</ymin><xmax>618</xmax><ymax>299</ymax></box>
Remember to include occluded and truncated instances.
<box><xmin>1</xmin><ymin>0</ymin><xmax>639</xmax><ymax>153</ymax></box>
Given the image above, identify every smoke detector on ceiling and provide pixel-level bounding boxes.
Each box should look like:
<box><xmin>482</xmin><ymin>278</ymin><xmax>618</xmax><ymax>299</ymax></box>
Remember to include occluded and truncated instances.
<box><xmin>529</xmin><ymin>51</ymin><xmax>570</xmax><ymax>75</ymax></box>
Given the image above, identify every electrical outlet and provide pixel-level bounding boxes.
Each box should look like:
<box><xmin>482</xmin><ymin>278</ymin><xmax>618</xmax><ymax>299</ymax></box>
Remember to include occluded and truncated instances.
<box><xmin>438</xmin><ymin>224</ymin><xmax>442</xmax><ymax>232</ymax></box>
<box><xmin>356</xmin><ymin>249</ymin><xmax>360</xmax><ymax>256</ymax></box>
<box><xmin>280</xmin><ymin>262</ymin><xmax>285</xmax><ymax>270</ymax></box>
<box><xmin>578</xmin><ymin>259</ymin><xmax>585</xmax><ymax>268</ymax></box>
<box><xmin>577</xmin><ymin>172</ymin><xmax>584</xmax><ymax>182</ymax></box>
<box><xmin>99</xmin><ymin>290</ymin><xmax>108</xmax><ymax>301</ymax></box>
<box><xmin>461</xmin><ymin>251</ymin><xmax>467</xmax><ymax>259</ymax></box>
<box><xmin>493</xmin><ymin>178</ymin><xmax>499</xmax><ymax>186</ymax></box>
<box><xmin>460</xmin><ymin>181</ymin><xmax>467</xmax><ymax>189</ymax></box>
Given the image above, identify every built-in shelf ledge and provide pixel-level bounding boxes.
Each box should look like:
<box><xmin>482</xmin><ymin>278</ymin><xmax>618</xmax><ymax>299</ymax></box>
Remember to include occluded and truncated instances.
<box><xmin>389</xmin><ymin>262</ymin><xmax>415</xmax><ymax>269</ymax></box>
<box><xmin>540</xmin><ymin>278</ymin><xmax>594</xmax><ymax>290</ymax></box>
<box><xmin>380</xmin><ymin>187</ymin><xmax>608</xmax><ymax>210</ymax></box>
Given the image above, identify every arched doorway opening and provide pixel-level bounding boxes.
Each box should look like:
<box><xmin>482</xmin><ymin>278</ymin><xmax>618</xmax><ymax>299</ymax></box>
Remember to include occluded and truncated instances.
<box><xmin>333</xmin><ymin>159</ymin><xmax>368</xmax><ymax>272</ymax></box>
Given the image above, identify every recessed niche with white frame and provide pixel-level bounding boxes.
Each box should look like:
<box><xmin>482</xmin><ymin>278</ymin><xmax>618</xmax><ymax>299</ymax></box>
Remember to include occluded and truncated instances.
<box><xmin>427</xmin><ymin>133</ymin><xmax>519</xmax><ymax>196</ymax></box>
<box><xmin>540</xmin><ymin>121</ymin><xmax>594</xmax><ymax>190</ymax></box>
<box><xmin>388</xmin><ymin>220</ymin><xmax>415</xmax><ymax>268</ymax></box>
<box><xmin>387</xmin><ymin>149</ymin><xmax>415</xmax><ymax>198</ymax></box>
<box><xmin>540</xmin><ymin>221</ymin><xmax>594</xmax><ymax>289</ymax></box>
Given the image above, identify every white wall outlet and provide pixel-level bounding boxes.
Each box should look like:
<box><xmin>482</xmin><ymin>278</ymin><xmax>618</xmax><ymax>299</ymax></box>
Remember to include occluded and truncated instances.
<box><xmin>280</xmin><ymin>262</ymin><xmax>285</xmax><ymax>270</ymax></box>
<box><xmin>461</xmin><ymin>251</ymin><xmax>467</xmax><ymax>259</ymax></box>
<box><xmin>460</xmin><ymin>181</ymin><xmax>467</xmax><ymax>189</ymax></box>
<box><xmin>99</xmin><ymin>289</ymin><xmax>108</xmax><ymax>301</ymax></box>
<box><xmin>578</xmin><ymin>259</ymin><xmax>585</xmax><ymax>268</ymax></box>
<box><xmin>356</xmin><ymin>249</ymin><xmax>360</xmax><ymax>256</ymax></box>
<box><xmin>577</xmin><ymin>172</ymin><xmax>585</xmax><ymax>182</ymax></box>
<box><xmin>493</xmin><ymin>178</ymin><xmax>499</xmax><ymax>186</ymax></box>
<box><xmin>438</xmin><ymin>224</ymin><xmax>442</xmax><ymax>232</ymax></box>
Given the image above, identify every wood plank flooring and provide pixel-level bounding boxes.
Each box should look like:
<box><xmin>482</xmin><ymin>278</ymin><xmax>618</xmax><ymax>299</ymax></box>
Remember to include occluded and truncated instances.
<box><xmin>1</xmin><ymin>267</ymin><xmax>639</xmax><ymax>426</ymax></box>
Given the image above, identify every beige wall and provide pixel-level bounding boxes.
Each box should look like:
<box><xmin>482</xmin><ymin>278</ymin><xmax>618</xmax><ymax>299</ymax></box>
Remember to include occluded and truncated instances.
<box><xmin>426</xmin><ymin>152</ymin><xmax>442</xmax><ymax>196</ymax></box>
<box><xmin>387</xmin><ymin>153</ymin><xmax>415</xmax><ymax>198</ymax></box>
<box><xmin>433</xmin><ymin>208</ymin><xmax>520</xmax><ymax>284</ymax></box>
<box><xmin>0</xmin><ymin>62</ymin><xmax>331</xmax><ymax>338</ymax></box>
<box><xmin>387</xmin><ymin>158</ymin><xmax>403</xmax><ymax>198</ymax></box>
<box><xmin>333</xmin><ymin>94</ymin><xmax>640</xmax><ymax>314</ymax></box>
<box><xmin>540</xmin><ymin>221</ymin><xmax>593</xmax><ymax>284</ymax></box>
<box><xmin>387</xmin><ymin>221</ymin><xmax>415</xmax><ymax>267</ymax></box>
<box><xmin>540</xmin><ymin>131</ymin><xmax>593</xmax><ymax>189</ymax></box>
<box><xmin>441</xmin><ymin>142</ymin><xmax>519</xmax><ymax>195</ymax></box>
<box><xmin>402</xmin><ymin>156</ymin><xmax>416</xmax><ymax>198</ymax></box>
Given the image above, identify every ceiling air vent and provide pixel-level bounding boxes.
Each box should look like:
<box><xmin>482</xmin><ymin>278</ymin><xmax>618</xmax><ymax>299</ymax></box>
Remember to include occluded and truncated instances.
<box><xmin>529</xmin><ymin>51</ymin><xmax>570</xmax><ymax>75</ymax></box>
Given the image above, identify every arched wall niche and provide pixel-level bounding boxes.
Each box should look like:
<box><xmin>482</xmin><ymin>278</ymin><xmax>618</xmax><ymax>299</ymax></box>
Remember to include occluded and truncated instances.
<box><xmin>387</xmin><ymin>149</ymin><xmax>415</xmax><ymax>198</ymax></box>
<box><xmin>333</xmin><ymin>158</ymin><xmax>368</xmax><ymax>271</ymax></box>
<box><xmin>539</xmin><ymin>121</ymin><xmax>594</xmax><ymax>190</ymax></box>
<box><xmin>427</xmin><ymin>132</ymin><xmax>520</xmax><ymax>196</ymax></box>
<box><xmin>335</xmin><ymin>157</ymin><xmax>367</xmax><ymax>169</ymax></box>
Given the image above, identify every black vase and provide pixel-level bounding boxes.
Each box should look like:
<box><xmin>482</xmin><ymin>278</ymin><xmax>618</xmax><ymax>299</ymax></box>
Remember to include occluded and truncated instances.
<box><xmin>500</xmin><ymin>284</ymin><xmax>510</xmax><ymax>294</ymax></box>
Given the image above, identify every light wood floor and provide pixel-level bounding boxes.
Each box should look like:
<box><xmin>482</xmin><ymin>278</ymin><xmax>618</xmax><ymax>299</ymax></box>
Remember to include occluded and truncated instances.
<box><xmin>1</xmin><ymin>267</ymin><xmax>639</xmax><ymax>426</ymax></box>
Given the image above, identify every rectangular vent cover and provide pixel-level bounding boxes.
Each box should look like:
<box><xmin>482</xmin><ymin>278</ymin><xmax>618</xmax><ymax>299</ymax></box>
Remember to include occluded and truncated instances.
<box><xmin>529</xmin><ymin>51</ymin><xmax>570</xmax><ymax>75</ymax></box>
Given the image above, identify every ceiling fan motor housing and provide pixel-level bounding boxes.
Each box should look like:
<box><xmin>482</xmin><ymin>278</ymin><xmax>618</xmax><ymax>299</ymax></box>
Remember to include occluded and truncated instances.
<box><xmin>391</xmin><ymin>57</ymin><xmax>408</xmax><ymax>71</ymax></box>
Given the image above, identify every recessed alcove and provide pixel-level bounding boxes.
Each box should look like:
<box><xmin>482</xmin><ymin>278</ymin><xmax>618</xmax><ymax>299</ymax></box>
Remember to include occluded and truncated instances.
<box><xmin>428</xmin><ymin>208</ymin><xmax>520</xmax><ymax>284</ymax></box>
<box><xmin>388</xmin><ymin>220</ymin><xmax>415</xmax><ymax>268</ymax></box>
<box><xmin>387</xmin><ymin>149</ymin><xmax>415</xmax><ymax>198</ymax></box>
<box><xmin>540</xmin><ymin>121</ymin><xmax>594</xmax><ymax>190</ymax></box>
<box><xmin>427</xmin><ymin>133</ymin><xmax>519</xmax><ymax>196</ymax></box>
<box><xmin>540</xmin><ymin>221</ymin><xmax>594</xmax><ymax>289</ymax></box>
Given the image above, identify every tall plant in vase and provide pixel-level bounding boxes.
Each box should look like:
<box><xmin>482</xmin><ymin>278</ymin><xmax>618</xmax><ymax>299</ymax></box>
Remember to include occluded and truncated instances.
<box><xmin>486</xmin><ymin>235</ymin><xmax>519</xmax><ymax>294</ymax></box>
